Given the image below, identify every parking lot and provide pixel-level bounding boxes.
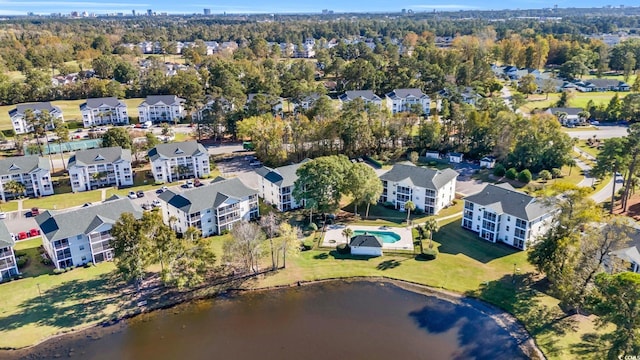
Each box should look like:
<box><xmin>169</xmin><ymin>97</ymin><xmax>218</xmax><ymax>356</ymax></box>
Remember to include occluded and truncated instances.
<box><xmin>216</xmin><ymin>154</ymin><xmax>262</xmax><ymax>190</ymax></box>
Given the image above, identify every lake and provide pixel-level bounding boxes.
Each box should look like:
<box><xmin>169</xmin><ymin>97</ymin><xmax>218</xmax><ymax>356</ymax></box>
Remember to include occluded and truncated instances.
<box><xmin>7</xmin><ymin>281</ymin><xmax>529</xmax><ymax>360</ymax></box>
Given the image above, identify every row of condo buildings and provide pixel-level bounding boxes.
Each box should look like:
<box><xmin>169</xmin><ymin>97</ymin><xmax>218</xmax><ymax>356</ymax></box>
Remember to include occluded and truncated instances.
<box><xmin>9</xmin><ymin>95</ymin><xmax>186</xmax><ymax>134</ymax></box>
<box><xmin>0</xmin><ymin>141</ymin><xmax>209</xmax><ymax>200</ymax></box>
<box><xmin>10</xmin><ymin>87</ymin><xmax>434</xmax><ymax>136</ymax></box>
<box><xmin>2</xmin><ymin>157</ymin><xmax>639</xmax><ymax>279</ymax></box>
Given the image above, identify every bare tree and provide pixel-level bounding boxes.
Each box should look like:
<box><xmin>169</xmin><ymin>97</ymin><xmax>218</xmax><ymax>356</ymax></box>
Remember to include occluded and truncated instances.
<box><xmin>260</xmin><ymin>212</ymin><xmax>280</xmax><ymax>270</ymax></box>
<box><xmin>224</xmin><ymin>221</ymin><xmax>265</xmax><ymax>274</ymax></box>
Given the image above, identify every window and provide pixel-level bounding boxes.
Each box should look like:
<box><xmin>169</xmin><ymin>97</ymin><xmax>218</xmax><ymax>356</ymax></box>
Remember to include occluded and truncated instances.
<box><xmin>77</xmin><ymin>235</ymin><xmax>82</xmax><ymax>240</ymax></box>
<box><xmin>506</xmin><ymin>226</ymin><xmax>509</xmax><ymax>231</ymax></box>
<box><xmin>79</xmin><ymin>245</ymin><xmax>85</xmax><ymax>251</ymax></box>
<box><xmin>81</xmin><ymin>256</ymin><xmax>87</xmax><ymax>261</ymax></box>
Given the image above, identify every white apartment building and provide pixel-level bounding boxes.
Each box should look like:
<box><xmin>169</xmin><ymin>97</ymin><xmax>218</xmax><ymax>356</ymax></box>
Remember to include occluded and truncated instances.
<box><xmin>461</xmin><ymin>183</ymin><xmax>555</xmax><ymax>250</ymax></box>
<box><xmin>148</xmin><ymin>141</ymin><xmax>210</xmax><ymax>183</ymax></box>
<box><xmin>255</xmin><ymin>159</ymin><xmax>309</xmax><ymax>211</ymax></box>
<box><xmin>0</xmin><ymin>156</ymin><xmax>53</xmax><ymax>202</ymax></box>
<box><xmin>379</xmin><ymin>163</ymin><xmax>457</xmax><ymax>215</ymax></box>
<box><xmin>9</xmin><ymin>102</ymin><xmax>64</xmax><ymax>134</ymax></box>
<box><xmin>385</xmin><ymin>88</ymin><xmax>431</xmax><ymax>115</ymax></box>
<box><xmin>0</xmin><ymin>221</ymin><xmax>19</xmax><ymax>281</ymax></box>
<box><xmin>338</xmin><ymin>90</ymin><xmax>383</xmax><ymax>107</ymax></box>
<box><xmin>36</xmin><ymin>197</ymin><xmax>142</xmax><ymax>269</ymax></box>
<box><xmin>79</xmin><ymin>97</ymin><xmax>129</xmax><ymax>127</ymax></box>
<box><xmin>158</xmin><ymin>177</ymin><xmax>259</xmax><ymax>236</ymax></box>
<box><xmin>138</xmin><ymin>95</ymin><xmax>185</xmax><ymax>123</ymax></box>
<box><xmin>67</xmin><ymin>147</ymin><xmax>133</xmax><ymax>192</ymax></box>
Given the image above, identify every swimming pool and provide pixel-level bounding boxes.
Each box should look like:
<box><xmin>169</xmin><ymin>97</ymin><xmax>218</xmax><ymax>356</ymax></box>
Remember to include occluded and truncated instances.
<box><xmin>352</xmin><ymin>230</ymin><xmax>401</xmax><ymax>244</ymax></box>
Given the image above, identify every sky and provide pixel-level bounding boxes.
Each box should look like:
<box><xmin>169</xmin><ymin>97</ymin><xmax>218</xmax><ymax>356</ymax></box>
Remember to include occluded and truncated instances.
<box><xmin>0</xmin><ymin>0</ymin><xmax>636</xmax><ymax>15</ymax></box>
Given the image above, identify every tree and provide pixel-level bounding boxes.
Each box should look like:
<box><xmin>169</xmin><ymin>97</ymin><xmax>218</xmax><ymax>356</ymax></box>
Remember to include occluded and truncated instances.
<box><xmin>277</xmin><ymin>223</ymin><xmax>302</xmax><ymax>269</ymax></box>
<box><xmin>52</xmin><ymin>118</ymin><xmax>69</xmax><ymax>170</ymax></box>
<box><xmin>260</xmin><ymin>212</ymin><xmax>280</xmax><ymax>270</ymax></box>
<box><xmin>518</xmin><ymin>169</ymin><xmax>532</xmax><ymax>183</ymax></box>
<box><xmin>589</xmin><ymin>272</ymin><xmax>640</xmax><ymax>359</ymax></box>
<box><xmin>24</xmin><ymin>109</ymin><xmax>52</xmax><ymax>157</ymax></box>
<box><xmin>341</xmin><ymin>227</ymin><xmax>353</xmax><ymax>245</ymax></box>
<box><xmin>111</xmin><ymin>212</ymin><xmax>150</xmax><ymax>290</ymax></box>
<box><xmin>404</xmin><ymin>201</ymin><xmax>416</xmax><ymax>224</ymax></box>
<box><xmin>293</xmin><ymin>155</ymin><xmax>352</xmax><ymax>220</ymax></box>
<box><xmin>592</xmin><ymin>137</ymin><xmax>629</xmax><ymax>213</ymax></box>
<box><xmin>101</xmin><ymin>127</ymin><xmax>132</xmax><ymax>149</ymax></box>
<box><xmin>539</xmin><ymin>170</ymin><xmax>552</xmax><ymax>182</ymax></box>
<box><xmin>345</xmin><ymin>163</ymin><xmax>382</xmax><ymax>217</ymax></box>
<box><xmin>541</xmin><ymin>78</ymin><xmax>558</xmax><ymax>100</ymax></box>
<box><xmin>423</xmin><ymin>218</ymin><xmax>439</xmax><ymax>251</ymax></box>
<box><xmin>224</xmin><ymin>221</ymin><xmax>265</xmax><ymax>274</ymax></box>
<box><xmin>141</xmin><ymin>211</ymin><xmax>180</xmax><ymax>283</ymax></box>
<box><xmin>517</xmin><ymin>74</ymin><xmax>537</xmax><ymax>94</ymax></box>
<box><xmin>621</xmin><ymin>124</ymin><xmax>640</xmax><ymax>212</ymax></box>
<box><xmin>170</xmin><ymin>227</ymin><xmax>217</xmax><ymax>289</ymax></box>
<box><xmin>4</xmin><ymin>180</ymin><xmax>25</xmax><ymax>199</ymax></box>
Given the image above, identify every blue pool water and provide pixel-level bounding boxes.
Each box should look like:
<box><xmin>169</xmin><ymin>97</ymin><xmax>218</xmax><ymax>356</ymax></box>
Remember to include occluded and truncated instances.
<box><xmin>352</xmin><ymin>230</ymin><xmax>401</xmax><ymax>244</ymax></box>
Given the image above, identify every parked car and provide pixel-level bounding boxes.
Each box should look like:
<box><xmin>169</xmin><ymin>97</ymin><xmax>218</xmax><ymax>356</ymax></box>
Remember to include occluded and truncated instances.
<box><xmin>142</xmin><ymin>203</ymin><xmax>153</xmax><ymax>211</ymax></box>
<box><xmin>249</xmin><ymin>160</ymin><xmax>262</xmax><ymax>167</ymax></box>
<box><xmin>127</xmin><ymin>191</ymin><xmax>137</xmax><ymax>199</ymax></box>
<box><xmin>0</xmin><ymin>212</ymin><xmax>6</xmax><ymax>219</ymax></box>
<box><xmin>152</xmin><ymin>200</ymin><xmax>161</xmax><ymax>208</ymax></box>
<box><xmin>18</xmin><ymin>232</ymin><xmax>28</xmax><ymax>240</ymax></box>
<box><xmin>136</xmin><ymin>190</ymin><xmax>145</xmax><ymax>198</ymax></box>
<box><xmin>28</xmin><ymin>228</ymin><xmax>40</xmax><ymax>237</ymax></box>
<box><xmin>30</xmin><ymin>207</ymin><xmax>40</xmax><ymax>216</ymax></box>
<box><xmin>184</xmin><ymin>180</ymin><xmax>194</xmax><ymax>188</ymax></box>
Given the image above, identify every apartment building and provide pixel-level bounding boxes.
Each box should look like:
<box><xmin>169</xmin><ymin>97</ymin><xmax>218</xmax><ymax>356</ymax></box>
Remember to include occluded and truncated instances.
<box><xmin>9</xmin><ymin>102</ymin><xmax>64</xmax><ymax>134</ymax></box>
<box><xmin>461</xmin><ymin>183</ymin><xmax>555</xmax><ymax>250</ymax></box>
<box><xmin>338</xmin><ymin>90</ymin><xmax>383</xmax><ymax>107</ymax></box>
<box><xmin>379</xmin><ymin>163</ymin><xmax>457</xmax><ymax>215</ymax></box>
<box><xmin>36</xmin><ymin>197</ymin><xmax>143</xmax><ymax>269</ymax></box>
<box><xmin>67</xmin><ymin>147</ymin><xmax>133</xmax><ymax>192</ymax></box>
<box><xmin>148</xmin><ymin>141</ymin><xmax>210</xmax><ymax>183</ymax></box>
<box><xmin>138</xmin><ymin>95</ymin><xmax>185</xmax><ymax>123</ymax></box>
<box><xmin>385</xmin><ymin>88</ymin><xmax>431</xmax><ymax>115</ymax></box>
<box><xmin>0</xmin><ymin>221</ymin><xmax>19</xmax><ymax>281</ymax></box>
<box><xmin>79</xmin><ymin>97</ymin><xmax>129</xmax><ymax>127</ymax></box>
<box><xmin>255</xmin><ymin>159</ymin><xmax>309</xmax><ymax>211</ymax></box>
<box><xmin>0</xmin><ymin>156</ymin><xmax>53</xmax><ymax>202</ymax></box>
<box><xmin>158</xmin><ymin>177</ymin><xmax>259</xmax><ymax>236</ymax></box>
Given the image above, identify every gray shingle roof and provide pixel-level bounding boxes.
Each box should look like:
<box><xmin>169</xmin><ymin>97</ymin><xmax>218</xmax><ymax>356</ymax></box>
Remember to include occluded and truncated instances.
<box><xmin>547</xmin><ymin>107</ymin><xmax>583</xmax><ymax>116</ymax></box>
<box><xmin>463</xmin><ymin>183</ymin><xmax>552</xmax><ymax>221</ymax></box>
<box><xmin>350</xmin><ymin>234</ymin><xmax>382</xmax><ymax>248</ymax></box>
<box><xmin>35</xmin><ymin>197</ymin><xmax>142</xmax><ymax>242</ymax></box>
<box><xmin>0</xmin><ymin>155</ymin><xmax>50</xmax><ymax>176</ymax></box>
<box><xmin>9</xmin><ymin>102</ymin><xmax>61</xmax><ymax>117</ymax></box>
<box><xmin>386</xmin><ymin>88</ymin><xmax>429</xmax><ymax>100</ymax></box>
<box><xmin>255</xmin><ymin>159</ymin><xmax>310</xmax><ymax>188</ymax></box>
<box><xmin>339</xmin><ymin>90</ymin><xmax>381</xmax><ymax>102</ymax></box>
<box><xmin>68</xmin><ymin>147</ymin><xmax>131</xmax><ymax>167</ymax></box>
<box><xmin>158</xmin><ymin>177</ymin><xmax>256</xmax><ymax>213</ymax></box>
<box><xmin>0</xmin><ymin>221</ymin><xmax>14</xmax><ymax>248</ymax></box>
<box><xmin>147</xmin><ymin>141</ymin><xmax>207</xmax><ymax>162</ymax></box>
<box><xmin>139</xmin><ymin>95</ymin><xmax>185</xmax><ymax>107</ymax></box>
<box><xmin>79</xmin><ymin>97</ymin><xmax>126</xmax><ymax>111</ymax></box>
<box><xmin>585</xmin><ymin>79</ymin><xmax>627</xmax><ymax>88</ymax></box>
<box><xmin>379</xmin><ymin>163</ymin><xmax>458</xmax><ymax>191</ymax></box>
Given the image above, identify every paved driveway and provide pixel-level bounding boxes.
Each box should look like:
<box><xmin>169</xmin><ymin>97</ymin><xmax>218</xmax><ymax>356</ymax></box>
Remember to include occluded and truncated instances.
<box><xmin>216</xmin><ymin>155</ymin><xmax>261</xmax><ymax>190</ymax></box>
<box><xmin>565</xmin><ymin>125</ymin><xmax>628</xmax><ymax>140</ymax></box>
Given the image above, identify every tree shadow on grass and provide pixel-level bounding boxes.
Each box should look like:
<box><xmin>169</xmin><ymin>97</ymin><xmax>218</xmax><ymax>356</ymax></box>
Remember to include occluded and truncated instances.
<box><xmin>376</xmin><ymin>259</ymin><xmax>401</xmax><ymax>270</ymax></box>
<box><xmin>465</xmin><ymin>273</ymin><xmax>577</xmax><ymax>358</ymax></box>
<box><xmin>328</xmin><ymin>251</ymin><xmax>377</xmax><ymax>261</ymax></box>
<box><xmin>435</xmin><ymin>221</ymin><xmax>520</xmax><ymax>264</ymax></box>
<box><xmin>0</xmin><ymin>272</ymin><xmax>127</xmax><ymax>333</ymax></box>
<box><xmin>313</xmin><ymin>253</ymin><xmax>329</xmax><ymax>260</ymax></box>
<box><xmin>570</xmin><ymin>332</ymin><xmax>611</xmax><ymax>360</ymax></box>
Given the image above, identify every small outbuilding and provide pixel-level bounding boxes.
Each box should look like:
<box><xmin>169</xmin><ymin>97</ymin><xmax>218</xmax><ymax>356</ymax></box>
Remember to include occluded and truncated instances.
<box><xmin>448</xmin><ymin>152</ymin><xmax>463</xmax><ymax>164</ymax></box>
<box><xmin>425</xmin><ymin>151</ymin><xmax>440</xmax><ymax>159</ymax></box>
<box><xmin>480</xmin><ymin>156</ymin><xmax>496</xmax><ymax>169</ymax></box>
<box><xmin>349</xmin><ymin>234</ymin><xmax>383</xmax><ymax>257</ymax></box>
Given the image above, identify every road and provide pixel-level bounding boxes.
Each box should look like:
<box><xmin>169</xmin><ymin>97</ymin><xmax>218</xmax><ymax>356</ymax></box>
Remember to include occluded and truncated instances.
<box><xmin>573</xmin><ymin>146</ymin><xmax>619</xmax><ymax>204</ymax></box>
<box><xmin>564</xmin><ymin>125</ymin><xmax>628</xmax><ymax>140</ymax></box>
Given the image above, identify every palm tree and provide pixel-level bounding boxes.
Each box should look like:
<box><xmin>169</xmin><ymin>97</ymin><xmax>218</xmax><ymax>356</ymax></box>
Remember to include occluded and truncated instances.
<box><xmin>404</xmin><ymin>201</ymin><xmax>416</xmax><ymax>225</ymax></box>
<box><xmin>53</xmin><ymin>119</ymin><xmax>70</xmax><ymax>170</ymax></box>
<box><xmin>424</xmin><ymin>218</ymin><xmax>439</xmax><ymax>250</ymax></box>
<box><xmin>341</xmin><ymin>227</ymin><xmax>353</xmax><ymax>245</ymax></box>
<box><xmin>5</xmin><ymin>180</ymin><xmax>26</xmax><ymax>200</ymax></box>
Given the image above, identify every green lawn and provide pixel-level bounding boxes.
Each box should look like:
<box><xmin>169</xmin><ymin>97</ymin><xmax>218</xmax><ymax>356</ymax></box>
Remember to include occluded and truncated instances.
<box><xmin>343</xmin><ymin>200</ymin><xmax>463</xmax><ymax>226</ymax></box>
<box><xmin>13</xmin><ymin>238</ymin><xmax>53</xmax><ymax>278</ymax></box>
<box><xmin>23</xmin><ymin>189</ymin><xmax>103</xmax><ymax>211</ymax></box>
<box><xmin>519</xmin><ymin>91</ymin><xmax>631</xmax><ymax>114</ymax></box>
<box><xmin>576</xmin><ymin>139</ymin><xmax>602</xmax><ymax>158</ymax></box>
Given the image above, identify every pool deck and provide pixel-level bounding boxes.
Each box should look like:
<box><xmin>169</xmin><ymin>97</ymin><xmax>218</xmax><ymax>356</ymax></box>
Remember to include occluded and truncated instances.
<box><xmin>322</xmin><ymin>224</ymin><xmax>414</xmax><ymax>251</ymax></box>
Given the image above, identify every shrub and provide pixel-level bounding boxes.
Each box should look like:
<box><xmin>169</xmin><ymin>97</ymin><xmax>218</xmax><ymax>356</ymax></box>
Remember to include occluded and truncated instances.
<box><xmin>336</xmin><ymin>243</ymin><xmax>351</xmax><ymax>254</ymax></box>
<box><xmin>16</xmin><ymin>257</ymin><xmax>28</xmax><ymax>268</ymax></box>
<box><xmin>383</xmin><ymin>201</ymin><xmax>395</xmax><ymax>209</ymax></box>
<box><xmin>53</xmin><ymin>268</ymin><xmax>65</xmax><ymax>275</ymax></box>
<box><xmin>551</xmin><ymin>168</ymin><xmax>562</xmax><ymax>178</ymax></box>
<box><xmin>493</xmin><ymin>164</ymin><xmax>506</xmax><ymax>177</ymax></box>
<box><xmin>307</xmin><ymin>223</ymin><xmax>318</xmax><ymax>231</ymax></box>
<box><xmin>418</xmin><ymin>248</ymin><xmax>438</xmax><ymax>260</ymax></box>
<box><xmin>413</xmin><ymin>208</ymin><xmax>423</xmax><ymax>215</ymax></box>
<box><xmin>538</xmin><ymin>169</ymin><xmax>552</xmax><ymax>182</ymax></box>
<box><xmin>220</xmin><ymin>229</ymin><xmax>230</xmax><ymax>235</ymax></box>
<box><xmin>41</xmin><ymin>258</ymin><xmax>52</xmax><ymax>266</ymax></box>
<box><xmin>518</xmin><ymin>169</ymin><xmax>532</xmax><ymax>183</ymax></box>
<box><xmin>505</xmin><ymin>168</ymin><xmax>518</xmax><ymax>180</ymax></box>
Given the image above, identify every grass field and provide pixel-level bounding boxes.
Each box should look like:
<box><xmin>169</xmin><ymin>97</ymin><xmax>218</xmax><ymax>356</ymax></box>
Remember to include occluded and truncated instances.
<box><xmin>519</xmin><ymin>90</ymin><xmax>631</xmax><ymax>114</ymax></box>
<box><xmin>0</xmin><ymin>98</ymin><xmax>144</xmax><ymax>131</ymax></box>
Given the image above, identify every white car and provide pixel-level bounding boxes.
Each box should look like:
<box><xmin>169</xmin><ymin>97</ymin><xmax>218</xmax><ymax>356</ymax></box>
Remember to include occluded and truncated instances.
<box><xmin>127</xmin><ymin>191</ymin><xmax>137</xmax><ymax>199</ymax></box>
<box><xmin>0</xmin><ymin>212</ymin><xmax>6</xmax><ymax>219</ymax></box>
<box><xmin>152</xmin><ymin>200</ymin><xmax>161</xmax><ymax>208</ymax></box>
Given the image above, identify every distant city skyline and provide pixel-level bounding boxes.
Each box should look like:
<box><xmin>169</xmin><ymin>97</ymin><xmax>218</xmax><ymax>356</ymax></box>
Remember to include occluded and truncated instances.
<box><xmin>0</xmin><ymin>0</ymin><xmax>638</xmax><ymax>16</ymax></box>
